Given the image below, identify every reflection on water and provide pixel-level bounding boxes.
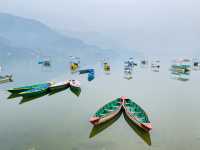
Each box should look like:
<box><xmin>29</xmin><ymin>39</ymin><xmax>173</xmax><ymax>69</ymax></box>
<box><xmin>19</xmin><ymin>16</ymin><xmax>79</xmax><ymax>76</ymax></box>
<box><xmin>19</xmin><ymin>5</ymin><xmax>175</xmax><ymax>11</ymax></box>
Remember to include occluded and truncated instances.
<box><xmin>7</xmin><ymin>85</ymin><xmax>81</xmax><ymax>104</ymax></box>
<box><xmin>1</xmin><ymin>59</ymin><xmax>200</xmax><ymax>150</ymax></box>
<box><xmin>89</xmin><ymin>110</ymin><xmax>122</xmax><ymax>138</ymax></box>
<box><xmin>170</xmin><ymin>60</ymin><xmax>191</xmax><ymax>81</ymax></box>
<box><xmin>123</xmin><ymin>111</ymin><xmax>152</xmax><ymax>146</ymax></box>
<box><xmin>19</xmin><ymin>92</ymin><xmax>49</xmax><ymax>104</ymax></box>
<box><xmin>170</xmin><ymin>71</ymin><xmax>191</xmax><ymax>81</ymax></box>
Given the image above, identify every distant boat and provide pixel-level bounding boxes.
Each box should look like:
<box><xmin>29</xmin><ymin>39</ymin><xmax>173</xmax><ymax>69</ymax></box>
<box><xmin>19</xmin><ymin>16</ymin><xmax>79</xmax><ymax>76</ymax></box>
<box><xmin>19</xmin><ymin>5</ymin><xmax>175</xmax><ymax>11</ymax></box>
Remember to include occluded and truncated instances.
<box><xmin>70</xmin><ymin>63</ymin><xmax>79</xmax><ymax>73</ymax></box>
<box><xmin>79</xmin><ymin>69</ymin><xmax>95</xmax><ymax>81</ymax></box>
<box><xmin>103</xmin><ymin>62</ymin><xmax>111</xmax><ymax>72</ymax></box>
<box><xmin>170</xmin><ymin>66</ymin><xmax>190</xmax><ymax>73</ymax></box>
<box><xmin>38</xmin><ymin>60</ymin><xmax>51</xmax><ymax>67</ymax></box>
<box><xmin>141</xmin><ymin>60</ymin><xmax>148</xmax><ymax>65</ymax></box>
<box><xmin>192</xmin><ymin>58</ymin><xmax>200</xmax><ymax>70</ymax></box>
<box><xmin>79</xmin><ymin>69</ymin><xmax>94</xmax><ymax>74</ymax></box>
<box><xmin>151</xmin><ymin>60</ymin><xmax>160</xmax><ymax>68</ymax></box>
<box><xmin>0</xmin><ymin>75</ymin><xmax>13</xmax><ymax>84</ymax></box>
<box><xmin>88</xmin><ymin>72</ymin><xmax>95</xmax><ymax>81</ymax></box>
<box><xmin>69</xmin><ymin>56</ymin><xmax>80</xmax><ymax>73</ymax></box>
<box><xmin>171</xmin><ymin>58</ymin><xmax>191</xmax><ymax>73</ymax></box>
<box><xmin>171</xmin><ymin>64</ymin><xmax>191</xmax><ymax>70</ymax></box>
<box><xmin>194</xmin><ymin>62</ymin><xmax>199</xmax><ymax>67</ymax></box>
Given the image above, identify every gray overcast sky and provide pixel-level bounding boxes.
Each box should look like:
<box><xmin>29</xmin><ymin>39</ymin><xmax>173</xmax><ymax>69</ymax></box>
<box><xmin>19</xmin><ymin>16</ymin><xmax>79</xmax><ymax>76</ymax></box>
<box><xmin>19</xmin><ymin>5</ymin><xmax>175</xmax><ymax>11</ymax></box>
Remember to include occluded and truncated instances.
<box><xmin>0</xmin><ymin>0</ymin><xmax>200</xmax><ymax>56</ymax></box>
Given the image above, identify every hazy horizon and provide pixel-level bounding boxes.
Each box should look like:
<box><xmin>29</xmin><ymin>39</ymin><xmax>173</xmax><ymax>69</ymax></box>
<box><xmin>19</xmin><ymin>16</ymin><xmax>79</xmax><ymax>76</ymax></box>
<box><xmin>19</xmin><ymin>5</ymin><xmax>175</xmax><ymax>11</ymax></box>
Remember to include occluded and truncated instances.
<box><xmin>0</xmin><ymin>0</ymin><xmax>200</xmax><ymax>56</ymax></box>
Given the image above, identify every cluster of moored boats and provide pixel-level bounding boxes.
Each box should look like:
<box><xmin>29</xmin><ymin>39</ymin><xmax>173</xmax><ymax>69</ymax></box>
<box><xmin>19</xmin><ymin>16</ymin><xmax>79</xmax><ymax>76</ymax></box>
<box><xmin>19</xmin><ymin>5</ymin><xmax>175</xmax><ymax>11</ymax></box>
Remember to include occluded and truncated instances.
<box><xmin>1</xmin><ymin>56</ymin><xmax>200</xmax><ymax>134</ymax></box>
<box><xmin>90</xmin><ymin>96</ymin><xmax>152</xmax><ymax>131</ymax></box>
<box><xmin>170</xmin><ymin>58</ymin><xmax>199</xmax><ymax>81</ymax></box>
<box><xmin>8</xmin><ymin>80</ymin><xmax>81</xmax><ymax>101</ymax></box>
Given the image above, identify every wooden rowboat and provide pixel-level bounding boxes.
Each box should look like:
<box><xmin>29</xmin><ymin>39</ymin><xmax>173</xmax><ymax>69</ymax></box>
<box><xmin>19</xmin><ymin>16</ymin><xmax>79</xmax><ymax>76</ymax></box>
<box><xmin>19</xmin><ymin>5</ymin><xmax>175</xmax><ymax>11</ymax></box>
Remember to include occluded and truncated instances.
<box><xmin>69</xmin><ymin>80</ymin><xmax>81</xmax><ymax>96</ymax></box>
<box><xmin>8</xmin><ymin>82</ymin><xmax>50</xmax><ymax>94</ymax></box>
<box><xmin>18</xmin><ymin>83</ymin><xmax>50</xmax><ymax>97</ymax></box>
<box><xmin>122</xmin><ymin>97</ymin><xmax>152</xmax><ymax>131</ymax></box>
<box><xmin>49</xmin><ymin>81</ymin><xmax>70</xmax><ymax>91</ymax></box>
<box><xmin>89</xmin><ymin>98</ymin><xmax>123</xmax><ymax>125</ymax></box>
<box><xmin>90</xmin><ymin>96</ymin><xmax>152</xmax><ymax>132</ymax></box>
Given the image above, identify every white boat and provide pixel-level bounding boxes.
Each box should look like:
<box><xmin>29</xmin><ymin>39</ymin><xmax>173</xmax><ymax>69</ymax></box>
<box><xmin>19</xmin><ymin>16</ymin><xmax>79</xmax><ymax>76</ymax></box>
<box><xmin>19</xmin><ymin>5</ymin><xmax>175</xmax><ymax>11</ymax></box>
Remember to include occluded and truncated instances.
<box><xmin>0</xmin><ymin>75</ymin><xmax>13</xmax><ymax>84</ymax></box>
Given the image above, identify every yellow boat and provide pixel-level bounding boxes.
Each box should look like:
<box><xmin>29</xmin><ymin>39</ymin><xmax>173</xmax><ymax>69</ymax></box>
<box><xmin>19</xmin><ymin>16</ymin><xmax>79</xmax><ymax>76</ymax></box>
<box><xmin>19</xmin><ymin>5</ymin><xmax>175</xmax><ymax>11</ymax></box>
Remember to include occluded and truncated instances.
<box><xmin>104</xmin><ymin>63</ymin><xmax>110</xmax><ymax>72</ymax></box>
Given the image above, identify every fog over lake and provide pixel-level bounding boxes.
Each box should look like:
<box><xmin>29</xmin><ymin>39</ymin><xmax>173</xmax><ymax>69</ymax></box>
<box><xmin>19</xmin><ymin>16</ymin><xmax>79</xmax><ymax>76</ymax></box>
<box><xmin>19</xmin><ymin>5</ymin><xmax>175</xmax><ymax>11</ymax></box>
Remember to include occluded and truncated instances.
<box><xmin>0</xmin><ymin>0</ymin><xmax>200</xmax><ymax>150</ymax></box>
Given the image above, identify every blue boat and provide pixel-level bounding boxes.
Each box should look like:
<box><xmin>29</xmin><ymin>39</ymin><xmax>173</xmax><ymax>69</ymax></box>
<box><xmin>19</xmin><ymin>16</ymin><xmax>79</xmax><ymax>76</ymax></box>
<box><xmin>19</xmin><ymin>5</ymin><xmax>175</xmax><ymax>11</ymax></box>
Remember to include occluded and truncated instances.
<box><xmin>79</xmin><ymin>69</ymin><xmax>94</xmax><ymax>74</ymax></box>
<box><xmin>88</xmin><ymin>72</ymin><xmax>95</xmax><ymax>81</ymax></box>
<box><xmin>18</xmin><ymin>83</ymin><xmax>50</xmax><ymax>96</ymax></box>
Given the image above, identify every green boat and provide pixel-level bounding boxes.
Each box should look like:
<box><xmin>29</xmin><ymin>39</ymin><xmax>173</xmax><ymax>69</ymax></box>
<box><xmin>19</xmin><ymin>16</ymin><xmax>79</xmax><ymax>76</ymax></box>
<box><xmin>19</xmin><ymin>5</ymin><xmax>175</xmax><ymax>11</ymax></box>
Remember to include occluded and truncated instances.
<box><xmin>18</xmin><ymin>83</ymin><xmax>50</xmax><ymax>97</ymax></box>
<box><xmin>8</xmin><ymin>83</ymin><xmax>50</xmax><ymax>94</ymax></box>
<box><xmin>123</xmin><ymin>97</ymin><xmax>152</xmax><ymax>131</ymax></box>
<box><xmin>90</xmin><ymin>96</ymin><xmax>152</xmax><ymax>131</ymax></box>
<box><xmin>89</xmin><ymin>98</ymin><xmax>123</xmax><ymax>125</ymax></box>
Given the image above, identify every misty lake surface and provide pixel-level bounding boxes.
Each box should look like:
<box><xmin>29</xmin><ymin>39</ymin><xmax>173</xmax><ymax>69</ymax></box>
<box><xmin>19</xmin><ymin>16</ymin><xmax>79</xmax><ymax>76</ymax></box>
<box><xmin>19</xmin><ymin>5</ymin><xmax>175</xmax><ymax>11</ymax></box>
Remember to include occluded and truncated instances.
<box><xmin>0</xmin><ymin>59</ymin><xmax>200</xmax><ymax>150</ymax></box>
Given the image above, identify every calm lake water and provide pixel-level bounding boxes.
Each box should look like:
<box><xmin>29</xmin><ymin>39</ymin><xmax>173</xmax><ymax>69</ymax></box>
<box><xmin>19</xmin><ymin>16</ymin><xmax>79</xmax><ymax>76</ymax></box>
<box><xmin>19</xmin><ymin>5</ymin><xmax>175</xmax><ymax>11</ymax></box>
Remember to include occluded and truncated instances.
<box><xmin>0</xmin><ymin>59</ymin><xmax>200</xmax><ymax>150</ymax></box>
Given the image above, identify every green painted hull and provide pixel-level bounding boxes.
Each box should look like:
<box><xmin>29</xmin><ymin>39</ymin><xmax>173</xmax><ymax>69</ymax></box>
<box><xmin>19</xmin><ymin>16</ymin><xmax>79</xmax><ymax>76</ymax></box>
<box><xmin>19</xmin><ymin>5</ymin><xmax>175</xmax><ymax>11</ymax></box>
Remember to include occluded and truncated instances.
<box><xmin>90</xmin><ymin>98</ymin><xmax>122</xmax><ymax>125</ymax></box>
<box><xmin>123</xmin><ymin>98</ymin><xmax>152</xmax><ymax>131</ymax></box>
<box><xmin>90</xmin><ymin>97</ymin><xmax>152</xmax><ymax>131</ymax></box>
<box><xmin>19</xmin><ymin>88</ymin><xmax>49</xmax><ymax>97</ymax></box>
<box><xmin>8</xmin><ymin>83</ymin><xmax>49</xmax><ymax>94</ymax></box>
<box><xmin>70</xmin><ymin>86</ymin><xmax>81</xmax><ymax>97</ymax></box>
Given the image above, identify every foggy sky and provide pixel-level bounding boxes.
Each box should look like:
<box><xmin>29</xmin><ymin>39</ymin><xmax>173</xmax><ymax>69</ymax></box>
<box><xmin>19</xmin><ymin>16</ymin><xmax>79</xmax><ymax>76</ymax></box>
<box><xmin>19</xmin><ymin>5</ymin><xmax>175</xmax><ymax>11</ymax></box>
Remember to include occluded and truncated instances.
<box><xmin>0</xmin><ymin>0</ymin><xmax>200</xmax><ymax>56</ymax></box>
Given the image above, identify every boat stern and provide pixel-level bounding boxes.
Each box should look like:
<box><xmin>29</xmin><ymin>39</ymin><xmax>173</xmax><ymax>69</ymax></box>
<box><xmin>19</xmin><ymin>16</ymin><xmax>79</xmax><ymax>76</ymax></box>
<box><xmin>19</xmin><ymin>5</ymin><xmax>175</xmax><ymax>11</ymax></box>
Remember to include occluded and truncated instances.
<box><xmin>69</xmin><ymin>80</ymin><xmax>80</xmax><ymax>88</ymax></box>
<box><xmin>142</xmin><ymin>123</ymin><xmax>152</xmax><ymax>131</ymax></box>
<box><xmin>89</xmin><ymin>117</ymin><xmax>100</xmax><ymax>125</ymax></box>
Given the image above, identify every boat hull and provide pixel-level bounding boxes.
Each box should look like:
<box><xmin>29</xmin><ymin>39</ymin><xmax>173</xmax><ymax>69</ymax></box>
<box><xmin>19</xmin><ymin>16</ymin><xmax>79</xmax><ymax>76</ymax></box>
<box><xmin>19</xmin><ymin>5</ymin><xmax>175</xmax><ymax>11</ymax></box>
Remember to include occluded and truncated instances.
<box><xmin>123</xmin><ymin>98</ymin><xmax>152</xmax><ymax>131</ymax></box>
<box><xmin>49</xmin><ymin>81</ymin><xmax>70</xmax><ymax>91</ymax></box>
<box><xmin>90</xmin><ymin>107</ymin><xmax>122</xmax><ymax>126</ymax></box>
<box><xmin>8</xmin><ymin>83</ymin><xmax>49</xmax><ymax>94</ymax></box>
<box><xmin>90</xmin><ymin>98</ymin><xmax>123</xmax><ymax>125</ymax></box>
<box><xmin>18</xmin><ymin>88</ymin><xmax>49</xmax><ymax>97</ymax></box>
<box><xmin>124</xmin><ymin>109</ymin><xmax>151</xmax><ymax>132</ymax></box>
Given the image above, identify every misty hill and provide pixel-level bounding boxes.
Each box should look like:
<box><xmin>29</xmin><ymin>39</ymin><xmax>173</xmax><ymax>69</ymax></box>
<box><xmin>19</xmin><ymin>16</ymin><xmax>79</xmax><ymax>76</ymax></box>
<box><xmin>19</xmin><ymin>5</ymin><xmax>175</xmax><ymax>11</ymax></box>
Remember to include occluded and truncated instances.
<box><xmin>0</xmin><ymin>36</ymin><xmax>35</xmax><ymax>64</ymax></box>
<box><xmin>0</xmin><ymin>13</ymin><xmax>115</xmax><ymax>63</ymax></box>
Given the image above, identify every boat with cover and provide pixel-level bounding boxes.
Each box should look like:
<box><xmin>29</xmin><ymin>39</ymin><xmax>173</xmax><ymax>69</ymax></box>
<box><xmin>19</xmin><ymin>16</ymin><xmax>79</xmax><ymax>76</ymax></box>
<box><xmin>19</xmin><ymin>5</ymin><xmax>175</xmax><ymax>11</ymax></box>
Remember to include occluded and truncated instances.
<box><xmin>89</xmin><ymin>98</ymin><xmax>123</xmax><ymax>125</ymax></box>
<box><xmin>88</xmin><ymin>72</ymin><xmax>95</xmax><ymax>81</ymax></box>
<box><xmin>79</xmin><ymin>69</ymin><xmax>94</xmax><ymax>74</ymax></box>
<box><xmin>70</xmin><ymin>63</ymin><xmax>79</xmax><ymax>72</ymax></box>
<box><xmin>104</xmin><ymin>63</ymin><xmax>110</xmax><ymax>71</ymax></box>
<box><xmin>170</xmin><ymin>66</ymin><xmax>190</xmax><ymax>73</ymax></box>
<box><xmin>0</xmin><ymin>75</ymin><xmax>12</xmax><ymax>84</ymax></box>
